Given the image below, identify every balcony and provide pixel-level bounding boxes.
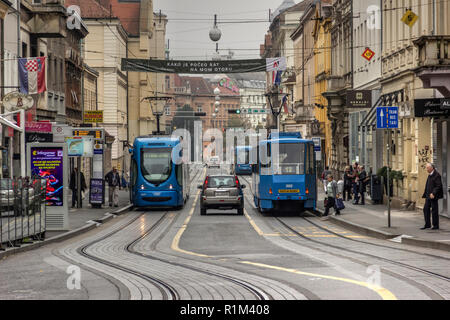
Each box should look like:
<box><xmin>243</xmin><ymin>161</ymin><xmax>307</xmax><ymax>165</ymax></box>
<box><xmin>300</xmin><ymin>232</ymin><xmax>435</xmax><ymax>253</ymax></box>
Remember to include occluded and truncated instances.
<box><xmin>23</xmin><ymin>0</ymin><xmax>67</xmax><ymax>38</ymax></box>
<box><xmin>414</xmin><ymin>36</ymin><xmax>450</xmax><ymax>67</ymax></box>
<box><xmin>414</xmin><ymin>36</ymin><xmax>450</xmax><ymax>96</ymax></box>
<box><xmin>293</xmin><ymin>102</ymin><xmax>315</xmax><ymax>122</ymax></box>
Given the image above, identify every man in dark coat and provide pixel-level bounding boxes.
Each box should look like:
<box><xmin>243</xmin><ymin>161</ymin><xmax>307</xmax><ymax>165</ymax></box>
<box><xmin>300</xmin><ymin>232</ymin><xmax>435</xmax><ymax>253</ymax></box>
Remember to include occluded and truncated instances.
<box><xmin>105</xmin><ymin>167</ymin><xmax>121</xmax><ymax>207</ymax></box>
<box><xmin>421</xmin><ymin>163</ymin><xmax>443</xmax><ymax>230</ymax></box>
<box><xmin>69</xmin><ymin>167</ymin><xmax>87</xmax><ymax>208</ymax></box>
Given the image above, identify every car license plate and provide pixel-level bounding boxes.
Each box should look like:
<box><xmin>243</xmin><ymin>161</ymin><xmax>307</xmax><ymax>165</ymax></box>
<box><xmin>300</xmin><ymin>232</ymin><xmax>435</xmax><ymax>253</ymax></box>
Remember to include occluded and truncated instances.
<box><xmin>215</xmin><ymin>191</ymin><xmax>229</xmax><ymax>197</ymax></box>
<box><xmin>278</xmin><ymin>189</ymin><xmax>299</xmax><ymax>193</ymax></box>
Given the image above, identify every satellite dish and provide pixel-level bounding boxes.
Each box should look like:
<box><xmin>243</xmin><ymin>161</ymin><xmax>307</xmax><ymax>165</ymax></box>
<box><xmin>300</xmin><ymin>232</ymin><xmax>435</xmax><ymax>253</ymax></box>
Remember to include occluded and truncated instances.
<box><xmin>2</xmin><ymin>91</ymin><xmax>34</xmax><ymax>111</ymax></box>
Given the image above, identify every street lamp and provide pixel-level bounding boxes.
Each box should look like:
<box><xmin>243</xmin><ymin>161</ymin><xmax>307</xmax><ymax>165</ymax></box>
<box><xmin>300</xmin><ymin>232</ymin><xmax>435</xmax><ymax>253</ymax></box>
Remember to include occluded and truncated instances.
<box><xmin>265</xmin><ymin>87</ymin><xmax>287</xmax><ymax>131</ymax></box>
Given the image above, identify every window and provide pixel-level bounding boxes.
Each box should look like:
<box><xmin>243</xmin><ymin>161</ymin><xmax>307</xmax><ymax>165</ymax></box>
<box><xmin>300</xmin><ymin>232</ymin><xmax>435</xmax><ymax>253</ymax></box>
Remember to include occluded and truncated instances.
<box><xmin>176</xmin><ymin>164</ymin><xmax>183</xmax><ymax>187</ymax></box>
<box><xmin>140</xmin><ymin>148</ymin><xmax>172</xmax><ymax>186</ymax></box>
<box><xmin>165</xmin><ymin>107</ymin><xmax>170</xmax><ymax>116</ymax></box>
<box><xmin>274</xmin><ymin>143</ymin><xmax>305</xmax><ymax>175</ymax></box>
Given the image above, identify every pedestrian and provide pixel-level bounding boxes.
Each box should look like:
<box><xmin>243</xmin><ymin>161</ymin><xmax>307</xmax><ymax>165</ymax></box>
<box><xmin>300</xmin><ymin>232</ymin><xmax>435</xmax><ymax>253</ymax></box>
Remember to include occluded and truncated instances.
<box><xmin>321</xmin><ymin>166</ymin><xmax>331</xmax><ymax>193</ymax></box>
<box><xmin>357</xmin><ymin>165</ymin><xmax>370</xmax><ymax>205</ymax></box>
<box><xmin>343</xmin><ymin>166</ymin><xmax>353</xmax><ymax>201</ymax></box>
<box><xmin>421</xmin><ymin>163</ymin><xmax>443</xmax><ymax>230</ymax></box>
<box><xmin>105</xmin><ymin>167</ymin><xmax>121</xmax><ymax>207</ymax></box>
<box><xmin>351</xmin><ymin>162</ymin><xmax>360</xmax><ymax>204</ymax></box>
<box><xmin>69</xmin><ymin>167</ymin><xmax>87</xmax><ymax>208</ymax></box>
<box><xmin>323</xmin><ymin>174</ymin><xmax>341</xmax><ymax>216</ymax></box>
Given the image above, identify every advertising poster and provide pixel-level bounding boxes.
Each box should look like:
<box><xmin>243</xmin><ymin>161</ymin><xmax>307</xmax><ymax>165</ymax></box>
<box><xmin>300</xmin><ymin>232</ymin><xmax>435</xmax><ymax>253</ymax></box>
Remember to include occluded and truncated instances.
<box><xmin>66</xmin><ymin>137</ymin><xmax>84</xmax><ymax>157</ymax></box>
<box><xmin>89</xmin><ymin>179</ymin><xmax>104</xmax><ymax>205</ymax></box>
<box><xmin>30</xmin><ymin>147</ymin><xmax>64</xmax><ymax>206</ymax></box>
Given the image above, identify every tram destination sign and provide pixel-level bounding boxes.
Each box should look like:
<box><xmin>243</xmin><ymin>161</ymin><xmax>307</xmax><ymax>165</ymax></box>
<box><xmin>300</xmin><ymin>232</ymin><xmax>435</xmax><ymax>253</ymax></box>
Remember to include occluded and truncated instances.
<box><xmin>121</xmin><ymin>57</ymin><xmax>287</xmax><ymax>74</ymax></box>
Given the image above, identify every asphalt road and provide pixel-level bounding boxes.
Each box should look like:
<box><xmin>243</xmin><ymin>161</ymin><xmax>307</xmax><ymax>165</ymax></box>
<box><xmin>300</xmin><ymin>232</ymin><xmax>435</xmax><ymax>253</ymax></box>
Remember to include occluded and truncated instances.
<box><xmin>1</xmin><ymin>164</ymin><xmax>450</xmax><ymax>300</ymax></box>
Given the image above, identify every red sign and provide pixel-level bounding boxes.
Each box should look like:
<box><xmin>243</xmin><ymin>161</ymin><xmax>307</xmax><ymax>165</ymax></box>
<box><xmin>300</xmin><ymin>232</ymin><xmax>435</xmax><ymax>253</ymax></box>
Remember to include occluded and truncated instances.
<box><xmin>25</xmin><ymin>121</ymin><xmax>52</xmax><ymax>133</ymax></box>
<box><xmin>362</xmin><ymin>48</ymin><xmax>375</xmax><ymax>61</ymax></box>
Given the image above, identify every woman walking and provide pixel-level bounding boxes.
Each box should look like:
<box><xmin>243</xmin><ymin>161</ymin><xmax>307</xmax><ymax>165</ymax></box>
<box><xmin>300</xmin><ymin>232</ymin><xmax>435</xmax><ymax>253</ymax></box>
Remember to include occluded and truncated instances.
<box><xmin>323</xmin><ymin>174</ymin><xmax>341</xmax><ymax>216</ymax></box>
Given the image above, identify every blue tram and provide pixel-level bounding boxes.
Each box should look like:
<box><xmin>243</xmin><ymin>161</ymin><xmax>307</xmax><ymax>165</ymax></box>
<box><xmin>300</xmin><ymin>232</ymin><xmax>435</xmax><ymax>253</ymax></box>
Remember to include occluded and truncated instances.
<box><xmin>252</xmin><ymin>132</ymin><xmax>316</xmax><ymax>213</ymax></box>
<box><xmin>129</xmin><ymin>136</ymin><xmax>189</xmax><ymax>208</ymax></box>
<box><xmin>233</xmin><ymin>146</ymin><xmax>252</xmax><ymax>175</ymax></box>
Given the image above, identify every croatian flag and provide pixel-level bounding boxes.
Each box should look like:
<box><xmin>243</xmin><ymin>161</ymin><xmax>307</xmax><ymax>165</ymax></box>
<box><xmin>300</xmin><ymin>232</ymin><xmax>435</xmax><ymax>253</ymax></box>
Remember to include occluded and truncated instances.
<box><xmin>18</xmin><ymin>57</ymin><xmax>46</xmax><ymax>94</ymax></box>
<box><xmin>281</xmin><ymin>95</ymin><xmax>289</xmax><ymax>114</ymax></box>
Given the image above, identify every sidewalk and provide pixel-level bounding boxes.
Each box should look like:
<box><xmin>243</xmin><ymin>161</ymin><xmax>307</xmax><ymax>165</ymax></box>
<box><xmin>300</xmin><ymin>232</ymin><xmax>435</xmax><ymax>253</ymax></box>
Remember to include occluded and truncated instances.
<box><xmin>0</xmin><ymin>189</ymin><xmax>132</xmax><ymax>259</ymax></box>
<box><xmin>47</xmin><ymin>188</ymin><xmax>131</xmax><ymax>238</ymax></box>
<box><xmin>316</xmin><ymin>186</ymin><xmax>450</xmax><ymax>252</ymax></box>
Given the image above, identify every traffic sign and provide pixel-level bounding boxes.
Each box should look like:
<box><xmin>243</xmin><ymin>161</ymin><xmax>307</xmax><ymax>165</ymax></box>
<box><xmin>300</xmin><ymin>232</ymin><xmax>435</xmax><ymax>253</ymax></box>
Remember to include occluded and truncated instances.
<box><xmin>376</xmin><ymin>106</ymin><xmax>399</xmax><ymax>129</ymax></box>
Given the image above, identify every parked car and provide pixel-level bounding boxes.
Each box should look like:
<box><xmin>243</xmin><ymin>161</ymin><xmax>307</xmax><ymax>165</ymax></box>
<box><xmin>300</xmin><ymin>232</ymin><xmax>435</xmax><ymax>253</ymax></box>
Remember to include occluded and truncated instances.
<box><xmin>198</xmin><ymin>175</ymin><xmax>246</xmax><ymax>215</ymax></box>
<box><xmin>0</xmin><ymin>179</ymin><xmax>37</xmax><ymax>212</ymax></box>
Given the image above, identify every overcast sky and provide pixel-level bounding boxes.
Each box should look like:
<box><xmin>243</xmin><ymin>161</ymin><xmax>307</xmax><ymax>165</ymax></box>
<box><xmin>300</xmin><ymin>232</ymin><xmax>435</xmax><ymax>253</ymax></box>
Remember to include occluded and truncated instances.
<box><xmin>153</xmin><ymin>0</ymin><xmax>301</xmax><ymax>60</ymax></box>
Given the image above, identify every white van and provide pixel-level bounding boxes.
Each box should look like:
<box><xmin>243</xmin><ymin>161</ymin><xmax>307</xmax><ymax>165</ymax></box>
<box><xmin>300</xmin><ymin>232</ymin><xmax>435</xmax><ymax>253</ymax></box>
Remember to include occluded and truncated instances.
<box><xmin>207</xmin><ymin>156</ymin><xmax>220</xmax><ymax>168</ymax></box>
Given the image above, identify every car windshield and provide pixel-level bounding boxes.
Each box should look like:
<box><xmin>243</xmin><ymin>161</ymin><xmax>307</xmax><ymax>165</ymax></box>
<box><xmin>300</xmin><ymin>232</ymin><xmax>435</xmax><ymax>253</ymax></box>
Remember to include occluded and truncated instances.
<box><xmin>141</xmin><ymin>148</ymin><xmax>172</xmax><ymax>185</ymax></box>
<box><xmin>274</xmin><ymin>143</ymin><xmax>305</xmax><ymax>175</ymax></box>
<box><xmin>207</xmin><ymin>176</ymin><xmax>237</xmax><ymax>188</ymax></box>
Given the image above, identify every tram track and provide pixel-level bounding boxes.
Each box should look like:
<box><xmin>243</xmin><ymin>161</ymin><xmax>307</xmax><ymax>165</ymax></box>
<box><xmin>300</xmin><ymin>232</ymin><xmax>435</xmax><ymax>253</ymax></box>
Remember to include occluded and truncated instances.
<box><xmin>74</xmin><ymin>167</ymin><xmax>274</xmax><ymax>300</ymax></box>
<box><xmin>295</xmin><ymin>216</ymin><xmax>450</xmax><ymax>281</ymax></box>
<box><xmin>126</xmin><ymin>215</ymin><xmax>273</xmax><ymax>300</ymax></box>
<box><xmin>77</xmin><ymin>213</ymin><xmax>180</xmax><ymax>300</ymax></box>
<box><xmin>237</xmin><ymin>176</ymin><xmax>449</xmax><ymax>298</ymax></box>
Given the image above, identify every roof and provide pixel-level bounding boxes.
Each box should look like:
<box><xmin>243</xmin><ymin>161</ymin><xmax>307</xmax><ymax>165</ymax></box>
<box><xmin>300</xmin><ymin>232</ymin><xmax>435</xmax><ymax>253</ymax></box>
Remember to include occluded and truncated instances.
<box><xmin>181</xmin><ymin>77</ymin><xmax>213</xmax><ymax>95</ymax></box>
<box><xmin>65</xmin><ymin>0</ymin><xmax>113</xmax><ymax>19</ymax></box>
<box><xmin>271</xmin><ymin>0</ymin><xmax>296</xmax><ymax>21</ymax></box>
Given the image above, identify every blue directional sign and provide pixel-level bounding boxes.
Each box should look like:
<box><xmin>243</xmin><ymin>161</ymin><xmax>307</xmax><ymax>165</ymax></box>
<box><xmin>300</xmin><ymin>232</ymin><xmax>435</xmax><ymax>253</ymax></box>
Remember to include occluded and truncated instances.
<box><xmin>376</xmin><ymin>106</ymin><xmax>399</xmax><ymax>129</ymax></box>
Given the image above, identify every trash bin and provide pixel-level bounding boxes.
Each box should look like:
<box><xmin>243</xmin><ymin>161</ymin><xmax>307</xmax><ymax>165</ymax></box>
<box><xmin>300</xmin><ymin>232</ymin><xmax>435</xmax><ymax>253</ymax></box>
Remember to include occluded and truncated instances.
<box><xmin>370</xmin><ymin>175</ymin><xmax>383</xmax><ymax>204</ymax></box>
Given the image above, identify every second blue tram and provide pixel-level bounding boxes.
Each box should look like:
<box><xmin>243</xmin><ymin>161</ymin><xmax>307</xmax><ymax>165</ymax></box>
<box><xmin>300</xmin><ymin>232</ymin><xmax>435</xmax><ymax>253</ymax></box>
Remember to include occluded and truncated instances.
<box><xmin>129</xmin><ymin>136</ymin><xmax>189</xmax><ymax>208</ymax></box>
<box><xmin>252</xmin><ymin>132</ymin><xmax>316</xmax><ymax>213</ymax></box>
<box><xmin>233</xmin><ymin>146</ymin><xmax>252</xmax><ymax>175</ymax></box>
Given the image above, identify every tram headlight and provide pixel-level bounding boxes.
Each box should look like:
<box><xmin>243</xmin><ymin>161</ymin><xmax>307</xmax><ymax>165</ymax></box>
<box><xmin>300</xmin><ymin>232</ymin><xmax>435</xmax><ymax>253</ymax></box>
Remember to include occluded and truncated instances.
<box><xmin>140</xmin><ymin>185</ymin><xmax>145</xmax><ymax>190</ymax></box>
<box><xmin>169</xmin><ymin>184</ymin><xmax>174</xmax><ymax>190</ymax></box>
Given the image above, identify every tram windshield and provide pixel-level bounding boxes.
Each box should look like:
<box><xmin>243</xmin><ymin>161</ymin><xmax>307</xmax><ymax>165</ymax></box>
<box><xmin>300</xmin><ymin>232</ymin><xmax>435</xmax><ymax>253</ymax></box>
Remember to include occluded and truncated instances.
<box><xmin>236</xmin><ymin>148</ymin><xmax>250</xmax><ymax>165</ymax></box>
<box><xmin>141</xmin><ymin>148</ymin><xmax>172</xmax><ymax>185</ymax></box>
<box><xmin>274</xmin><ymin>143</ymin><xmax>305</xmax><ymax>175</ymax></box>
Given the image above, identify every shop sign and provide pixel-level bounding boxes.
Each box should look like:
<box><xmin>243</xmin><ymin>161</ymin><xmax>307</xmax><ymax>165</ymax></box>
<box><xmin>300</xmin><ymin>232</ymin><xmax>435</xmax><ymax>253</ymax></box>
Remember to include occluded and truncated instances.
<box><xmin>84</xmin><ymin>111</ymin><xmax>103</xmax><ymax>123</ymax></box>
<box><xmin>414</xmin><ymin>99</ymin><xmax>450</xmax><ymax>117</ymax></box>
<box><xmin>347</xmin><ymin>90</ymin><xmax>372</xmax><ymax>108</ymax></box>
<box><xmin>26</xmin><ymin>132</ymin><xmax>53</xmax><ymax>143</ymax></box>
<box><xmin>26</xmin><ymin>121</ymin><xmax>52</xmax><ymax>133</ymax></box>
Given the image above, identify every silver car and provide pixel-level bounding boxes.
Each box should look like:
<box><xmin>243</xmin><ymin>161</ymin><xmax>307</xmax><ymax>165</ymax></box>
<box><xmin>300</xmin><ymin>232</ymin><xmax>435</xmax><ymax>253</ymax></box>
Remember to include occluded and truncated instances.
<box><xmin>198</xmin><ymin>175</ymin><xmax>246</xmax><ymax>215</ymax></box>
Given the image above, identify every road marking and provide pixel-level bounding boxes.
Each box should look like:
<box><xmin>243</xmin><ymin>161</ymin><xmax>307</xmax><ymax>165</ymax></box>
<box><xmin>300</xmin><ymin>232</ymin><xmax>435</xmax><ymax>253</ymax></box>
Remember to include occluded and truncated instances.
<box><xmin>171</xmin><ymin>168</ymin><xmax>211</xmax><ymax>258</ymax></box>
<box><xmin>240</xmin><ymin>261</ymin><xmax>397</xmax><ymax>300</ymax></box>
<box><xmin>171</xmin><ymin>171</ymin><xmax>395</xmax><ymax>300</ymax></box>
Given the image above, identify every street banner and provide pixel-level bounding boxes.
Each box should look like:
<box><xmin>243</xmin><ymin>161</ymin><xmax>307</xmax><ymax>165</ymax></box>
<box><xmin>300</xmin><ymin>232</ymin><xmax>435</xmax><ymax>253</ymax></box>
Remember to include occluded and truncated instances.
<box><xmin>18</xmin><ymin>57</ymin><xmax>46</xmax><ymax>94</ymax></box>
<box><xmin>121</xmin><ymin>58</ymin><xmax>287</xmax><ymax>74</ymax></box>
<box><xmin>84</xmin><ymin>110</ymin><xmax>103</xmax><ymax>123</ymax></box>
<box><xmin>30</xmin><ymin>147</ymin><xmax>64</xmax><ymax>206</ymax></box>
